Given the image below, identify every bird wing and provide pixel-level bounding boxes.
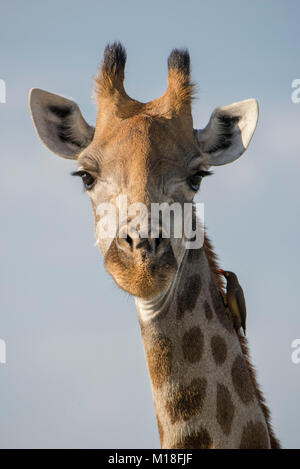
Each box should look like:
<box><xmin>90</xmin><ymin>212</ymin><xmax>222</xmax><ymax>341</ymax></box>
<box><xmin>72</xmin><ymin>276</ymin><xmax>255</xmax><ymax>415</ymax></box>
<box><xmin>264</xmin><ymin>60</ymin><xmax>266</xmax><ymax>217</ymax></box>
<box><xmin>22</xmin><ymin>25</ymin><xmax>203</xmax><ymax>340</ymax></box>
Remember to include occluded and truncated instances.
<box><xmin>236</xmin><ymin>286</ymin><xmax>247</xmax><ymax>333</ymax></box>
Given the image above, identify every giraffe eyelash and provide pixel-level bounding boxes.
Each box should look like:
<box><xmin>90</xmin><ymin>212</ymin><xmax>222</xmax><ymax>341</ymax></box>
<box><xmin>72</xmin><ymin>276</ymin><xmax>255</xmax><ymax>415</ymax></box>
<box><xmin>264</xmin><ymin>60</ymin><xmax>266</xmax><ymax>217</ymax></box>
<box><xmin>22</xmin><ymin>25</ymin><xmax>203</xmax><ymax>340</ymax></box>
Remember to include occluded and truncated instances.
<box><xmin>195</xmin><ymin>169</ymin><xmax>213</xmax><ymax>177</ymax></box>
<box><xmin>71</xmin><ymin>170</ymin><xmax>96</xmax><ymax>190</ymax></box>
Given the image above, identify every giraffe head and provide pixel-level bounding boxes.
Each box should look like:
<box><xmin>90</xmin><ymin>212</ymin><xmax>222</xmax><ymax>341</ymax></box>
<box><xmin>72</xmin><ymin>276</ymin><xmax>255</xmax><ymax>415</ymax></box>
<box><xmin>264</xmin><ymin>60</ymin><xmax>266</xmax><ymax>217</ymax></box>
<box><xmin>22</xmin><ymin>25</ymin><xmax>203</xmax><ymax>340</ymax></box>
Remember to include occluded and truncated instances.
<box><xmin>29</xmin><ymin>43</ymin><xmax>258</xmax><ymax>299</ymax></box>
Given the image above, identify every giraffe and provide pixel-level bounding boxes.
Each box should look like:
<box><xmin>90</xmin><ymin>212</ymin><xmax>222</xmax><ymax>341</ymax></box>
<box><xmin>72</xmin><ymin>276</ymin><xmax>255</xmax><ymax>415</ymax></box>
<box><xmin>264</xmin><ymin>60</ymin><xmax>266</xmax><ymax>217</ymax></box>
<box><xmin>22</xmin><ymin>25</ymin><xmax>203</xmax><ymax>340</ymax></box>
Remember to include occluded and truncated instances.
<box><xmin>29</xmin><ymin>43</ymin><xmax>280</xmax><ymax>449</ymax></box>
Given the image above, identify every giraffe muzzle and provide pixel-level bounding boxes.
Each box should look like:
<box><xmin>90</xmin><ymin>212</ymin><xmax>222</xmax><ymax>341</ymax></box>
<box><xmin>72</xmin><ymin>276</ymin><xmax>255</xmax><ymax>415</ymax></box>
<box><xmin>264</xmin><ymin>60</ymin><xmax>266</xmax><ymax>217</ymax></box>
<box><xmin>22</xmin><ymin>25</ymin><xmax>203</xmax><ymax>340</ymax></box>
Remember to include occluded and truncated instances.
<box><xmin>116</xmin><ymin>223</ymin><xmax>171</xmax><ymax>261</ymax></box>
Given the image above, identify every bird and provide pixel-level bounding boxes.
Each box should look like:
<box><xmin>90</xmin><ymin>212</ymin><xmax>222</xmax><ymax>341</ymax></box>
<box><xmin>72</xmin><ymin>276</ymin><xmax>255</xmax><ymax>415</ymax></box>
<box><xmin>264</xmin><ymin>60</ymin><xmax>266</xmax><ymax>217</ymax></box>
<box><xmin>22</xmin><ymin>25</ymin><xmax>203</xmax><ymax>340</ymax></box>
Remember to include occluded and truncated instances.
<box><xmin>219</xmin><ymin>269</ymin><xmax>247</xmax><ymax>335</ymax></box>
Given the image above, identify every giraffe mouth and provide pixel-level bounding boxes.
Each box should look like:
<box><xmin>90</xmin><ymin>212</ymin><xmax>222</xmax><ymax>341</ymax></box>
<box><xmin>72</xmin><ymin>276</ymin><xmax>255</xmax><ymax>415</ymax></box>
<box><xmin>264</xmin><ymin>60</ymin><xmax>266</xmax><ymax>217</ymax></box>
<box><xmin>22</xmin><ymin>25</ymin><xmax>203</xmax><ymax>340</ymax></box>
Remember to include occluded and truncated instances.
<box><xmin>104</xmin><ymin>238</ymin><xmax>178</xmax><ymax>298</ymax></box>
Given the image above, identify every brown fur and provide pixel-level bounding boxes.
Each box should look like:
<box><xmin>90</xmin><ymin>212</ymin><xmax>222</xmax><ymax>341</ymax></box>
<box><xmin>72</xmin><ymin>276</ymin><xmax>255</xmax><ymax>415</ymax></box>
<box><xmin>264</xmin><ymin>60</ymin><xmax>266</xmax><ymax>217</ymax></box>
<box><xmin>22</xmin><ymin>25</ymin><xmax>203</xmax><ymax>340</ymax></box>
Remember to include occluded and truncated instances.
<box><xmin>176</xmin><ymin>274</ymin><xmax>202</xmax><ymax>320</ymax></box>
<box><xmin>165</xmin><ymin>378</ymin><xmax>207</xmax><ymax>424</ymax></box>
<box><xmin>231</xmin><ymin>354</ymin><xmax>255</xmax><ymax>405</ymax></box>
<box><xmin>104</xmin><ymin>238</ymin><xmax>177</xmax><ymax>299</ymax></box>
<box><xmin>182</xmin><ymin>326</ymin><xmax>204</xmax><ymax>363</ymax></box>
<box><xmin>204</xmin><ymin>299</ymin><xmax>213</xmax><ymax>321</ymax></box>
<box><xmin>211</xmin><ymin>335</ymin><xmax>227</xmax><ymax>366</ymax></box>
<box><xmin>203</xmin><ymin>234</ymin><xmax>280</xmax><ymax>448</ymax></box>
<box><xmin>238</xmin><ymin>334</ymin><xmax>281</xmax><ymax>448</ymax></box>
<box><xmin>145</xmin><ymin>335</ymin><xmax>173</xmax><ymax>390</ymax></box>
<box><xmin>216</xmin><ymin>383</ymin><xmax>235</xmax><ymax>436</ymax></box>
<box><xmin>94</xmin><ymin>43</ymin><xmax>195</xmax><ymax>122</ymax></box>
<box><xmin>203</xmin><ymin>235</ymin><xmax>225</xmax><ymax>293</ymax></box>
<box><xmin>170</xmin><ymin>428</ymin><xmax>214</xmax><ymax>449</ymax></box>
<box><xmin>239</xmin><ymin>421</ymin><xmax>270</xmax><ymax>449</ymax></box>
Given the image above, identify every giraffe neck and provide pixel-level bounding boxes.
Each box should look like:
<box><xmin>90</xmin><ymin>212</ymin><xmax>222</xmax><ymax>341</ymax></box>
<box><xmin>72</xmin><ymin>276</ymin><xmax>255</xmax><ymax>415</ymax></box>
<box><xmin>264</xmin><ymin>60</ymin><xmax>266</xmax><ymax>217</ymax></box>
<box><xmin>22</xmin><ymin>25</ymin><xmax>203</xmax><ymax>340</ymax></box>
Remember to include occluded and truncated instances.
<box><xmin>135</xmin><ymin>244</ymin><xmax>271</xmax><ymax>449</ymax></box>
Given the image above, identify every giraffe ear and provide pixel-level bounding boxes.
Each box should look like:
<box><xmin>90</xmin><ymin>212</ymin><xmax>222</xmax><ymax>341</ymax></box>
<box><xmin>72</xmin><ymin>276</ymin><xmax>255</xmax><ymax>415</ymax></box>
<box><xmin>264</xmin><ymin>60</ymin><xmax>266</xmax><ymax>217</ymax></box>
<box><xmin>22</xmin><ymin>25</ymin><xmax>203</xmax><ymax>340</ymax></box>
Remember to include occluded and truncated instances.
<box><xmin>29</xmin><ymin>88</ymin><xmax>95</xmax><ymax>160</ymax></box>
<box><xmin>194</xmin><ymin>99</ymin><xmax>259</xmax><ymax>166</ymax></box>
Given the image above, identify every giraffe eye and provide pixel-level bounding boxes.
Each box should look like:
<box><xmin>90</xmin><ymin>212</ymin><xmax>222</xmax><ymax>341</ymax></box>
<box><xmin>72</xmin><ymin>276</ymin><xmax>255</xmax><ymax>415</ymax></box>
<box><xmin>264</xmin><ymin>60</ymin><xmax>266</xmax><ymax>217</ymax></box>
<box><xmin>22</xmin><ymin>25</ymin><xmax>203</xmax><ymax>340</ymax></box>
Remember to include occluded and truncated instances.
<box><xmin>81</xmin><ymin>172</ymin><xmax>95</xmax><ymax>190</ymax></box>
<box><xmin>187</xmin><ymin>170</ymin><xmax>212</xmax><ymax>192</ymax></box>
<box><xmin>71</xmin><ymin>170</ymin><xmax>96</xmax><ymax>190</ymax></box>
<box><xmin>188</xmin><ymin>174</ymin><xmax>203</xmax><ymax>191</ymax></box>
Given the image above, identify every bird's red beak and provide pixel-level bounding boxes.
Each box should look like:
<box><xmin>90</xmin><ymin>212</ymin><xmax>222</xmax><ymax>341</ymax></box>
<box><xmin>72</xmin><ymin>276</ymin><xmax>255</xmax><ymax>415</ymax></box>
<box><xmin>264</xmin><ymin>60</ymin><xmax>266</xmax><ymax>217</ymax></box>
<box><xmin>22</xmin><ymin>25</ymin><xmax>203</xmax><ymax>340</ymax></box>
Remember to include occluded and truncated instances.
<box><xmin>219</xmin><ymin>269</ymin><xmax>225</xmax><ymax>275</ymax></box>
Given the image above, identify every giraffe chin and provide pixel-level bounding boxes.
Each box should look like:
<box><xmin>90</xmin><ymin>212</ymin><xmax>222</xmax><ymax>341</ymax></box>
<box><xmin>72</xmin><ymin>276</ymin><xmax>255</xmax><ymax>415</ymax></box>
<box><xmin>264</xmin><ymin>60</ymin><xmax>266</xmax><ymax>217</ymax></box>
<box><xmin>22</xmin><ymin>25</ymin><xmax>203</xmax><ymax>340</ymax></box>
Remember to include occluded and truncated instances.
<box><xmin>104</xmin><ymin>239</ymin><xmax>178</xmax><ymax>299</ymax></box>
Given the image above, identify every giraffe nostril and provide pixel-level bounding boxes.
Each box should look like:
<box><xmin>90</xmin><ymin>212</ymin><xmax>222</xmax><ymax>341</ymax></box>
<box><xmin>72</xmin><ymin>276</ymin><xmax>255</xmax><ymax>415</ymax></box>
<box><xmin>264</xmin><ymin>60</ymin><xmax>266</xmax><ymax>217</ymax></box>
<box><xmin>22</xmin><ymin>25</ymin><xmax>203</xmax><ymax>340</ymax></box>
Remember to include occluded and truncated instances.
<box><xmin>125</xmin><ymin>234</ymin><xmax>133</xmax><ymax>250</ymax></box>
<box><xmin>154</xmin><ymin>237</ymin><xmax>162</xmax><ymax>252</ymax></box>
<box><xmin>117</xmin><ymin>223</ymin><xmax>169</xmax><ymax>257</ymax></box>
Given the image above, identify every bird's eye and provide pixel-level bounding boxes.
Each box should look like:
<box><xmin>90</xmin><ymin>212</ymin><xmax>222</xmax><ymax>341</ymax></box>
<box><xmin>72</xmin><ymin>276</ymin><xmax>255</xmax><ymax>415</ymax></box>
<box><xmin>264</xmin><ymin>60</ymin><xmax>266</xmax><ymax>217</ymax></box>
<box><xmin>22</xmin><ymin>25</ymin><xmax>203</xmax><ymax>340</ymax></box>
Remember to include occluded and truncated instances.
<box><xmin>71</xmin><ymin>170</ymin><xmax>96</xmax><ymax>190</ymax></box>
<box><xmin>187</xmin><ymin>170</ymin><xmax>212</xmax><ymax>192</ymax></box>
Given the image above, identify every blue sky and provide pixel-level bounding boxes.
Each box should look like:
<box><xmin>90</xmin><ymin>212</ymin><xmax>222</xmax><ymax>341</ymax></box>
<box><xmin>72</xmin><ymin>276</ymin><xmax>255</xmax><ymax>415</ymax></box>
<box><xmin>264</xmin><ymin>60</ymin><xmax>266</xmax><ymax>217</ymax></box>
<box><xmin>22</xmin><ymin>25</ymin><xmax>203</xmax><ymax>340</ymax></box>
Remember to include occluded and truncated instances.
<box><xmin>0</xmin><ymin>0</ymin><xmax>299</xmax><ymax>448</ymax></box>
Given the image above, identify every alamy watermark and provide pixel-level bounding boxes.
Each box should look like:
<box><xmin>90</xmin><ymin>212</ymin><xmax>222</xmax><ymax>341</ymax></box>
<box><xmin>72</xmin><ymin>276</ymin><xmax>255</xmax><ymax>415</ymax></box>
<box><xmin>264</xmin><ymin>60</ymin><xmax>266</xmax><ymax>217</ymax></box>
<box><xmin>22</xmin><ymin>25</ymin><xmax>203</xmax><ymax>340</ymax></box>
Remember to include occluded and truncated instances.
<box><xmin>291</xmin><ymin>79</ymin><xmax>300</xmax><ymax>104</ymax></box>
<box><xmin>291</xmin><ymin>339</ymin><xmax>300</xmax><ymax>365</ymax></box>
<box><xmin>94</xmin><ymin>196</ymin><xmax>205</xmax><ymax>250</ymax></box>
<box><xmin>0</xmin><ymin>79</ymin><xmax>6</xmax><ymax>103</ymax></box>
<box><xmin>0</xmin><ymin>339</ymin><xmax>6</xmax><ymax>364</ymax></box>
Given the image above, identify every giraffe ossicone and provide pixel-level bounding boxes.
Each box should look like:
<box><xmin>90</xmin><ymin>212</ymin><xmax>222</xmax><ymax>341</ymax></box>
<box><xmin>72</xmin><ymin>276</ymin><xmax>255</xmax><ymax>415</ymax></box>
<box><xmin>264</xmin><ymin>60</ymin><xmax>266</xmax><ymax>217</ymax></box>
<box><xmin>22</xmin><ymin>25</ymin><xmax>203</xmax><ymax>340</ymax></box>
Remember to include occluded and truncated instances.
<box><xmin>29</xmin><ymin>42</ymin><xmax>279</xmax><ymax>449</ymax></box>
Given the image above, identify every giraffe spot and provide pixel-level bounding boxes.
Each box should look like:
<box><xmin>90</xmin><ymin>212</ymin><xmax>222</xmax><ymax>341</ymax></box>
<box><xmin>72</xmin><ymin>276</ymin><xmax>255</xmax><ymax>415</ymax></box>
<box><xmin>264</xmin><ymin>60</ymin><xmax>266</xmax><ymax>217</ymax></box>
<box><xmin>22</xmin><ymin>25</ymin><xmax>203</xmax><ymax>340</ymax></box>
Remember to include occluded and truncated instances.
<box><xmin>209</xmin><ymin>278</ymin><xmax>233</xmax><ymax>333</ymax></box>
<box><xmin>170</xmin><ymin>428</ymin><xmax>213</xmax><ymax>449</ymax></box>
<box><xmin>239</xmin><ymin>421</ymin><xmax>270</xmax><ymax>449</ymax></box>
<box><xmin>231</xmin><ymin>354</ymin><xmax>254</xmax><ymax>405</ymax></box>
<box><xmin>177</xmin><ymin>274</ymin><xmax>202</xmax><ymax>320</ymax></box>
<box><xmin>165</xmin><ymin>378</ymin><xmax>207</xmax><ymax>424</ymax></box>
<box><xmin>182</xmin><ymin>326</ymin><xmax>204</xmax><ymax>363</ymax></box>
<box><xmin>211</xmin><ymin>335</ymin><xmax>227</xmax><ymax>366</ymax></box>
<box><xmin>216</xmin><ymin>383</ymin><xmax>235</xmax><ymax>436</ymax></box>
<box><xmin>146</xmin><ymin>335</ymin><xmax>172</xmax><ymax>389</ymax></box>
<box><xmin>204</xmin><ymin>300</ymin><xmax>213</xmax><ymax>321</ymax></box>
